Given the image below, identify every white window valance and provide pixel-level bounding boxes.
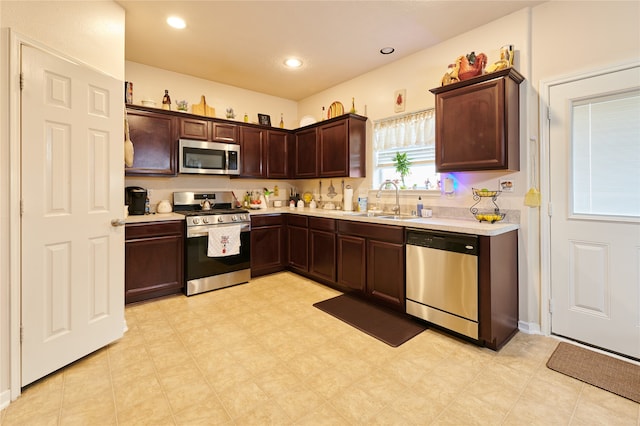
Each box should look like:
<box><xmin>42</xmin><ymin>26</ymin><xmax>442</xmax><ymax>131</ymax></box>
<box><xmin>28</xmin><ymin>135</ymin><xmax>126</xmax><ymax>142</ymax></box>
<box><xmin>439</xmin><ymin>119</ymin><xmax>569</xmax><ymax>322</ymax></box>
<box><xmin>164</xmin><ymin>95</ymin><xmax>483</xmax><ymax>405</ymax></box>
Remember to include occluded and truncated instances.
<box><xmin>373</xmin><ymin>109</ymin><xmax>435</xmax><ymax>151</ymax></box>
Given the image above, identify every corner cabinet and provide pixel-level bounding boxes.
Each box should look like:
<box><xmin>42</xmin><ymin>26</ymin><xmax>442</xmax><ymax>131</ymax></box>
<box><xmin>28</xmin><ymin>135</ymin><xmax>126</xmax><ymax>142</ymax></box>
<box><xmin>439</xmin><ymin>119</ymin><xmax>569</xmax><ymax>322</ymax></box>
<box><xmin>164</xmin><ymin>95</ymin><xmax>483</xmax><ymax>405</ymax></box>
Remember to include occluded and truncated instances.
<box><xmin>250</xmin><ymin>214</ymin><xmax>286</xmax><ymax>277</ymax></box>
<box><xmin>292</xmin><ymin>114</ymin><xmax>367</xmax><ymax>179</ymax></box>
<box><xmin>430</xmin><ymin>68</ymin><xmax>524</xmax><ymax>172</ymax></box>
<box><xmin>125</xmin><ymin>106</ymin><xmax>178</xmax><ymax>176</ymax></box>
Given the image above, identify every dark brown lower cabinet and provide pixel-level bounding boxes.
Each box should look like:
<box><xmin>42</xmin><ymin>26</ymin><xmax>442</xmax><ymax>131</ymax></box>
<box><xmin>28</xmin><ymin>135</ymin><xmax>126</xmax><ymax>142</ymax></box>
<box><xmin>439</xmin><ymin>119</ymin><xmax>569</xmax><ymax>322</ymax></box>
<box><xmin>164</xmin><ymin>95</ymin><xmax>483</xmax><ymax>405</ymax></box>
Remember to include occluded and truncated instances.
<box><xmin>337</xmin><ymin>221</ymin><xmax>405</xmax><ymax>312</ymax></box>
<box><xmin>478</xmin><ymin>230</ymin><xmax>519</xmax><ymax>350</ymax></box>
<box><xmin>286</xmin><ymin>215</ymin><xmax>308</xmax><ymax>273</ymax></box>
<box><xmin>308</xmin><ymin>217</ymin><xmax>336</xmax><ymax>283</ymax></box>
<box><xmin>250</xmin><ymin>214</ymin><xmax>286</xmax><ymax>277</ymax></box>
<box><xmin>125</xmin><ymin>221</ymin><xmax>184</xmax><ymax>304</ymax></box>
<box><xmin>336</xmin><ymin>235</ymin><xmax>366</xmax><ymax>291</ymax></box>
<box><xmin>367</xmin><ymin>239</ymin><xmax>405</xmax><ymax>310</ymax></box>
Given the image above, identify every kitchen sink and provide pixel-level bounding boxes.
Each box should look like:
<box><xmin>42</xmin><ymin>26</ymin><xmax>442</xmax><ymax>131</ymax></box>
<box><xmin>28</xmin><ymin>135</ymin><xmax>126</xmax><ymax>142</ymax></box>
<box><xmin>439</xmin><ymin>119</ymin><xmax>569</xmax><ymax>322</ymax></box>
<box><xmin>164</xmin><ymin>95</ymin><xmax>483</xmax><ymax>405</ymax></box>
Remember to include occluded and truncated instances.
<box><xmin>378</xmin><ymin>215</ymin><xmax>421</xmax><ymax>221</ymax></box>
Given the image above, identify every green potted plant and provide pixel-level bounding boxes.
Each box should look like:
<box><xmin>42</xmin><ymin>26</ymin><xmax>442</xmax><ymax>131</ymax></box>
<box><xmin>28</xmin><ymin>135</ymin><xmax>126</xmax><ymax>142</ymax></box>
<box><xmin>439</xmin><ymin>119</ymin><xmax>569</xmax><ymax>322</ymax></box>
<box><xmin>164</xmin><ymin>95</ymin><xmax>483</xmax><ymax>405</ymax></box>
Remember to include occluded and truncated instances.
<box><xmin>393</xmin><ymin>151</ymin><xmax>411</xmax><ymax>189</ymax></box>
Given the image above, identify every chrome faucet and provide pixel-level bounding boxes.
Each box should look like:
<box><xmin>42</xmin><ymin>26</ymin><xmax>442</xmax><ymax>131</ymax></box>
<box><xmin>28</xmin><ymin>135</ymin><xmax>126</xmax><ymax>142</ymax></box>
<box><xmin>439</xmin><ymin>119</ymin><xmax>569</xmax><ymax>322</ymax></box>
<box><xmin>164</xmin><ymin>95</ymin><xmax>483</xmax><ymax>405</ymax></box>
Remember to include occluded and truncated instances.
<box><xmin>377</xmin><ymin>180</ymin><xmax>400</xmax><ymax>215</ymax></box>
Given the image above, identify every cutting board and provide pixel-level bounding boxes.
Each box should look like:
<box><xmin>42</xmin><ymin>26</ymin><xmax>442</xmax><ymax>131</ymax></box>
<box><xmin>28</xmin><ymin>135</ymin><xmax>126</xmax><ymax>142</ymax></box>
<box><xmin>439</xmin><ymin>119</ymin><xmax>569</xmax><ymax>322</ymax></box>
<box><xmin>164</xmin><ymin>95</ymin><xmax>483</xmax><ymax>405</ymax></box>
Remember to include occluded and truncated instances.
<box><xmin>192</xmin><ymin>95</ymin><xmax>216</xmax><ymax>117</ymax></box>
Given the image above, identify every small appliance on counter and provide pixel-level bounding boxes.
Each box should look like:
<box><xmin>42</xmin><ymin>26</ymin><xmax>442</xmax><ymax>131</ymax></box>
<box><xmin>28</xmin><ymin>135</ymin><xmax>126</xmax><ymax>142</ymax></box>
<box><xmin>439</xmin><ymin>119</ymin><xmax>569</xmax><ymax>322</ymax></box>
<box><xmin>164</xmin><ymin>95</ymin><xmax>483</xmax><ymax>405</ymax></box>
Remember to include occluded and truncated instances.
<box><xmin>125</xmin><ymin>186</ymin><xmax>147</xmax><ymax>215</ymax></box>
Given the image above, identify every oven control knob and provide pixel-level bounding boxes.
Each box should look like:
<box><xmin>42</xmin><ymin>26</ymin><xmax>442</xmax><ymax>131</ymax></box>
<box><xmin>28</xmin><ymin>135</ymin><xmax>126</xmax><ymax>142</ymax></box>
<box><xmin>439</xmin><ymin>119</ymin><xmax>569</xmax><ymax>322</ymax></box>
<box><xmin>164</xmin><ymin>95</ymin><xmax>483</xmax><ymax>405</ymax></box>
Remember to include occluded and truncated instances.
<box><xmin>192</xmin><ymin>218</ymin><xmax>200</xmax><ymax>225</ymax></box>
<box><xmin>231</xmin><ymin>215</ymin><xmax>238</xmax><ymax>222</ymax></box>
<box><xmin>202</xmin><ymin>217</ymin><xmax>209</xmax><ymax>224</ymax></box>
<box><xmin>218</xmin><ymin>217</ymin><xmax>224</xmax><ymax>223</ymax></box>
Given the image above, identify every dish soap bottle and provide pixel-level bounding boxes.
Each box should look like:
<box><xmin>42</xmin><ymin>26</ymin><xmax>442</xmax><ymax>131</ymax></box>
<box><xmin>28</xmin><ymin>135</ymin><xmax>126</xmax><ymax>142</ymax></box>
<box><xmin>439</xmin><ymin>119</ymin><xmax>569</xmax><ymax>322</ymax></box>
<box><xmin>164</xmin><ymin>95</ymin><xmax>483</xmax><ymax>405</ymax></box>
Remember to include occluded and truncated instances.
<box><xmin>417</xmin><ymin>196</ymin><xmax>423</xmax><ymax>217</ymax></box>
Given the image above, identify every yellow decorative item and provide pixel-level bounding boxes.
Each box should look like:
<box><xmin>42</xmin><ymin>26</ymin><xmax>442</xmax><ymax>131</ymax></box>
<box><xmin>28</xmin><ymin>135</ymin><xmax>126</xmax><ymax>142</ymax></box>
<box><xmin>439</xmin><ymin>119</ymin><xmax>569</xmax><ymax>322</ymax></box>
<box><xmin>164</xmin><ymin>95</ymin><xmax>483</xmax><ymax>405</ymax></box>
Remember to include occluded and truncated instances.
<box><xmin>124</xmin><ymin>113</ymin><xmax>134</xmax><ymax>167</ymax></box>
<box><xmin>524</xmin><ymin>137</ymin><xmax>542</xmax><ymax>207</ymax></box>
<box><xmin>192</xmin><ymin>95</ymin><xmax>215</xmax><ymax>117</ymax></box>
<box><xmin>328</xmin><ymin>101</ymin><xmax>344</xmax><ymax>118</ymax></box>
<box><xmin>302</xmin><ymin>192</ymin><xmax>313</xmax><ymax>204</ymax></box>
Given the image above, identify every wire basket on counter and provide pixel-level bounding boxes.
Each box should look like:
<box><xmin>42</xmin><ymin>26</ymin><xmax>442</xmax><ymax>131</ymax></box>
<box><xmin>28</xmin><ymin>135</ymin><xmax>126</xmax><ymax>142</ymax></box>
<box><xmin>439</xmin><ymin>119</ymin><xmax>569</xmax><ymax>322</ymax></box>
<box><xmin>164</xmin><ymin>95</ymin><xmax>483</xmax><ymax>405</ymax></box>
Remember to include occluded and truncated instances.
<box><xmin>470</xmin><ymin>188</ymin><xmax>505</xmax><ymax>223</ymax></box>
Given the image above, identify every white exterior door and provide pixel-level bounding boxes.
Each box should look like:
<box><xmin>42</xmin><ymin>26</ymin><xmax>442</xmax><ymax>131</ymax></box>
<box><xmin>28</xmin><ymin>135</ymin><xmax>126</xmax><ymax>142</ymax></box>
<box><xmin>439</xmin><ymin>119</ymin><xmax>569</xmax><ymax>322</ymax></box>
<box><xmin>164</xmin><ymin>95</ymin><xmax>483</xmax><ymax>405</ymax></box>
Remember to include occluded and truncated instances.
<box><xmin>548</xmin><ymin>65</ymin><xmax>640</xmax><ymax>359</ymax></box>
<box><xmin>21</xmin><ymin>45</ymin><xmax>125</xmax><ymax>385</ymax></box>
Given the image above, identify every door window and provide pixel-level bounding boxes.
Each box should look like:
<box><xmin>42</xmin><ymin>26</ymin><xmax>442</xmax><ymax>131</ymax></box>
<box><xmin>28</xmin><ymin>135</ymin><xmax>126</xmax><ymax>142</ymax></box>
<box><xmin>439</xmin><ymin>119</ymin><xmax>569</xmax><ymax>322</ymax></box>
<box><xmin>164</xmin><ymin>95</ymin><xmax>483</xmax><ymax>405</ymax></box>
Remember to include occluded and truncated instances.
<box><xmin>571</xmin><ymin>90</ymin><xmax>640</xmax><ymax>219</ymax></box>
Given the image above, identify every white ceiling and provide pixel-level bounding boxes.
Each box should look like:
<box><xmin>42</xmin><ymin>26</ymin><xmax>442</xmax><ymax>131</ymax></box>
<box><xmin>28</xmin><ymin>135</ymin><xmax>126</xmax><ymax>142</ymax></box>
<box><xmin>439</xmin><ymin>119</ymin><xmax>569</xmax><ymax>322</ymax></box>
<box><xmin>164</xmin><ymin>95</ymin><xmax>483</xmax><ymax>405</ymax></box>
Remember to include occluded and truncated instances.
<box><xmin>117</xmin><ymin>1</ymin><xmax>542</xmax><ymax>101</ymax></box>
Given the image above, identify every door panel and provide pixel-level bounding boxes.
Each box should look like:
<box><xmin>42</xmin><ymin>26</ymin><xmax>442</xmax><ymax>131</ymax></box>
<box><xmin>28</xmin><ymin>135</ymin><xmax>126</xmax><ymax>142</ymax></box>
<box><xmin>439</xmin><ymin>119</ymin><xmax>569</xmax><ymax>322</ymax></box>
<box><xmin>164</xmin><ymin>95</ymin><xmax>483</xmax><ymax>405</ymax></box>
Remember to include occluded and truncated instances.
<box><xmin>549</xmin><ymin>64</ymin><xmax>640</xmax><ymax>359</ymax></box>
<box><xmin>21</xmin><ymin>45</ymin><xmax>124</xmax><ymax>385</ymax></box>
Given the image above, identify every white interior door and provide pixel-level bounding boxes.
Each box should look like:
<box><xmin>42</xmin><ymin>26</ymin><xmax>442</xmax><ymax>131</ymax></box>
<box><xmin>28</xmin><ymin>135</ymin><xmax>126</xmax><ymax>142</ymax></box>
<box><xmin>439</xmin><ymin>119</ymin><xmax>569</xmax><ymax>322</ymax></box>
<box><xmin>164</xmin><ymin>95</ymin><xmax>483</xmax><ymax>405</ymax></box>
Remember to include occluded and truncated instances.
<box><xmin>548</xmin><ymin>65</ymin><xmax>640</xmax><ymax>359</ymax></box>
<box><xmin>21</xmin><ymin>44</ymin><xmax>125</xmax><ymax>385</ymax></box>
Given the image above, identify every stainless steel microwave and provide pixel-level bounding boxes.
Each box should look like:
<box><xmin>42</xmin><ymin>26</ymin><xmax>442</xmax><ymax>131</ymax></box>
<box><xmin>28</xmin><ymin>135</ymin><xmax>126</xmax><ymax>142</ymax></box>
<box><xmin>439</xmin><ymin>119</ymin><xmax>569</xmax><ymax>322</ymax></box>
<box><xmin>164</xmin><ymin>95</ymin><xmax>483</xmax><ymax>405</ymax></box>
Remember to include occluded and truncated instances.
<box><xmin>178</xmin><ymin>139</ymin><xmax>240</xmax><ymax>175</ymax></box>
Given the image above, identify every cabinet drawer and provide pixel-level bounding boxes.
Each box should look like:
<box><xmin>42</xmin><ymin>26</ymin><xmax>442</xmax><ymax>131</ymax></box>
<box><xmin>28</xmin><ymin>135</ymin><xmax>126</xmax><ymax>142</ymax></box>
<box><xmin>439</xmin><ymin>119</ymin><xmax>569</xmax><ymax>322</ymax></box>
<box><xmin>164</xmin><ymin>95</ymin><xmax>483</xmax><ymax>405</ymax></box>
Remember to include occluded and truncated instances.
<box><xmin>125</xmin><ymin>221</ymin><xmax>183</xmax><ymax>239</ymax></box>
<box><xmin>180</xmin><ymin>118</ymin><xmax>209</xmax><ymax>140</ymax></box>
<box><xmin>309</xmin><ymin>217</ymin><xmax>336</xmax><ymax>232</ymax></box>
<box><xmin>251</xmin><ymin>214</ymin><xmax>284</xmax><ymax>227</ymax></box>
<box><xmin>287</xmin><ymin>214</ymin><xmax>308</xmax><ymax>228</ymax></box>
<box><xmin>337</xmin><ymin>220</ymin><xmax>404</xmax><ymax>244</ymax></box>
<box><xmin>212</xmin><ymin>122</ymin><xmax>238</xmax><ymax>143</ymax></box>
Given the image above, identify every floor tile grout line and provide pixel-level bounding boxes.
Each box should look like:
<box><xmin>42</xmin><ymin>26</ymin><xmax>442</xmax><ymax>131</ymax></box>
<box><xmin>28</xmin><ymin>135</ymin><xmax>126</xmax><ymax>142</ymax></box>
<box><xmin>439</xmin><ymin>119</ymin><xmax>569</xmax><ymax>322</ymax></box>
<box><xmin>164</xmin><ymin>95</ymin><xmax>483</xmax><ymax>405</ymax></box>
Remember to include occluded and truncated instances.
<box><xmin>499</xmin><ymin>350</ymin><xmax>562</xmax><ymax>425</ymax></box>
<box><xmin>106</xmin><ymin>343</ymin><xmax>120</xmax><ymax>426</ymax></box>
<box><xmin>156</xmin><ymin>298</ymin><xmax>241</xmax><ymax>424</ymax></box>
<box><xmin>137</xmin><ymin>312</ymin><xmax>180</xmax><ymax>425</ymax></box>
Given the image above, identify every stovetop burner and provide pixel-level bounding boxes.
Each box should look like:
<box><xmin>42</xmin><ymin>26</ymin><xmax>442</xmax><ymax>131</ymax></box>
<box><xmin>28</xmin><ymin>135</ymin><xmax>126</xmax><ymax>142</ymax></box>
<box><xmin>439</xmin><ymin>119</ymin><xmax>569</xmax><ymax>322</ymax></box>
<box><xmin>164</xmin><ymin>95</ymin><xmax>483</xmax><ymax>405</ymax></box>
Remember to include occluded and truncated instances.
<box><xmin>176</xmin><ymin>208</ymin><xmax>248</xmax><ymax>216</ymax></box>
<box><xmin>173</xmin><ymin>191</ymin><xmax>251</xmax><ymax>227</ymax></box>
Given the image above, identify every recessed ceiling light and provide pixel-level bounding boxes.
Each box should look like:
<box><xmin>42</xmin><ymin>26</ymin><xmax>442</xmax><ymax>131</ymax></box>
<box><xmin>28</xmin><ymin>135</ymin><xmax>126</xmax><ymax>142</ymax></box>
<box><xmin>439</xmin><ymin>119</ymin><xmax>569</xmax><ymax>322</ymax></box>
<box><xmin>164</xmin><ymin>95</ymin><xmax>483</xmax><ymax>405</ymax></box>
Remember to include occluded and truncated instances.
<box><xmin>284</xmin><ymin>58</ymin><xmax>303</xmax><ymax>68</ymax></box>
<box><xmin>167</xmin><ymin>16</ymin><xmax>186</xmax><ymax>29</ymax></box>
<box><xmin>380</xmin><ymin>47</ymin><xmax>395</xmax><ymax>55</ymax></box>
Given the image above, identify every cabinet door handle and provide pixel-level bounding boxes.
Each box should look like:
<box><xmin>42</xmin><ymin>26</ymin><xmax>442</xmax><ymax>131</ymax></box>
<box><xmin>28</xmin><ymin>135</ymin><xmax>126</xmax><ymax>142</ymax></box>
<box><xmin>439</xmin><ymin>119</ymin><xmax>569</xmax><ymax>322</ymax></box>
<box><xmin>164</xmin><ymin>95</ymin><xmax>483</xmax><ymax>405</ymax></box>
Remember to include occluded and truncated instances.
<box><xmin>111</xmin><ymin>219</ymin><xmax>126</xmax><ymax>227</ymax></box>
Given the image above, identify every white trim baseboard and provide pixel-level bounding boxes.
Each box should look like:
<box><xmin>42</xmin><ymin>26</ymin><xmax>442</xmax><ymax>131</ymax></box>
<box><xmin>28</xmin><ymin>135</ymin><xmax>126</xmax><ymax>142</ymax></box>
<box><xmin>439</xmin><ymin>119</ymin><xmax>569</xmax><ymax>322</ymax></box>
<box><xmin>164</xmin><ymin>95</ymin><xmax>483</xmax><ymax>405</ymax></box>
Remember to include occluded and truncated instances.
<box><xmin>0</xmin><ymin>389</ymin><xmax>10</xmax><ymax>410</ymax></box>
<box><xmin>518</xmin><ymin>321</ymin><xmax>542</xmax><ymax>335</ymax></box>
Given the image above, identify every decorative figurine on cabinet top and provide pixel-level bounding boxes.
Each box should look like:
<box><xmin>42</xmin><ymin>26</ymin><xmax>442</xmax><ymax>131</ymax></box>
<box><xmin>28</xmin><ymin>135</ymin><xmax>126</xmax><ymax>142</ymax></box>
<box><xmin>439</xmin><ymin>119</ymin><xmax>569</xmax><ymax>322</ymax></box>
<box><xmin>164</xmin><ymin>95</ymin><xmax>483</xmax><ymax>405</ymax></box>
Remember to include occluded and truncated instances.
<box><xmin>457</xmin><ymin>52</ymin><xmax>487</xmax><ymax>81</ymax></box>
<box><xmin>441</xmin><ymin>51</ymin><xmax>487</xmax><ymax>86</ymax></box>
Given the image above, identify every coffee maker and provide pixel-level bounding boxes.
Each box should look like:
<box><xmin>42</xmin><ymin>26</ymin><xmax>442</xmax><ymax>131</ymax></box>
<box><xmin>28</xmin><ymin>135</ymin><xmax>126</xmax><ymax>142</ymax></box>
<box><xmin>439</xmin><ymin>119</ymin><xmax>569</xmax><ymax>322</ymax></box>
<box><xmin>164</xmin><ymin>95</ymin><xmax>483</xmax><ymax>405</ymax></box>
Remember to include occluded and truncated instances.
<box><xmin>125</xmin><ymin>186</ymin><xmax>147</xmax><ymax>215</ymax></box>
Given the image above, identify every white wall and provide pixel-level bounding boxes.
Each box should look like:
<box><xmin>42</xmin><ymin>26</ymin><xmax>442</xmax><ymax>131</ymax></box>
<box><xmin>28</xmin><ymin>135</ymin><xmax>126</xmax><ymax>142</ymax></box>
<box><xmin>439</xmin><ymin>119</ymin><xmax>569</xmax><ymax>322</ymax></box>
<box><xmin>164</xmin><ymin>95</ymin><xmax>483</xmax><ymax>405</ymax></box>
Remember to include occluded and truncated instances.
<box><xmin>0</xmin><ymin>0</ymin><xmax>125</xmax><ymax>404</ymax></box>
<box><xmin>126</xmin><ymin>61</ymin><xmax>298</xmax><ymax>129</ymax></box>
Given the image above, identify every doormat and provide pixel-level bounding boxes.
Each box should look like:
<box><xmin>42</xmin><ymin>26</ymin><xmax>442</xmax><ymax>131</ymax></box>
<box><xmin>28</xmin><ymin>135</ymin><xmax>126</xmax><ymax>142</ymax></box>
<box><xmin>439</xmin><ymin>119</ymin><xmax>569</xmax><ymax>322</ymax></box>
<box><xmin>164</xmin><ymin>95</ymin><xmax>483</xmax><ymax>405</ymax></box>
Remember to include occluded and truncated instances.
<box><xmin>313</xmin><ymin>294</ymin><xmax>427</xmax><ymax>347</ymax></box>
<box><xmin>546</xmin><ymin>342</ymin><xmax>640</xmax><ymax>403</ymax></box>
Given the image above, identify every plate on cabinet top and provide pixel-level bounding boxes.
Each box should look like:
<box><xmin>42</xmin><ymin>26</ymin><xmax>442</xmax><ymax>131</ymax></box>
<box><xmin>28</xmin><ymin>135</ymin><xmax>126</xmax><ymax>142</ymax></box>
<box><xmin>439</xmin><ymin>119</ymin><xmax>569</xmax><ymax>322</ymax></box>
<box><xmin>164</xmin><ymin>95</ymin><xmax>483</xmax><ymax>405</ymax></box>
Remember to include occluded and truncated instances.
<box><xmin>328</xmin><ymin>101</ymin><xmax>344</xmax><ymax>118</ymax></box>
<box><xmin>299</xmin><ymin>115</ymin><xmax>317</xmax><ymax>127</ymax></box>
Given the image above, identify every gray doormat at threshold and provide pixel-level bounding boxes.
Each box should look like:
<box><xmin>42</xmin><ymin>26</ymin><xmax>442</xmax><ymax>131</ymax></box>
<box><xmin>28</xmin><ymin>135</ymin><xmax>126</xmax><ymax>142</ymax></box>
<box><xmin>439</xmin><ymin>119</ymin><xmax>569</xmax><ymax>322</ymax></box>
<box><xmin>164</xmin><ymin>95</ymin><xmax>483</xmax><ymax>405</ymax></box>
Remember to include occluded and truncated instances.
<box><xmin>546</xmin><ymin>342</ymin><xmax>640</xmax><ymax>403</ymax></box>
<box><xmin>313</xmin><ymin>294</ymin><xmax>427</xmax><ymax>347</ymax></box>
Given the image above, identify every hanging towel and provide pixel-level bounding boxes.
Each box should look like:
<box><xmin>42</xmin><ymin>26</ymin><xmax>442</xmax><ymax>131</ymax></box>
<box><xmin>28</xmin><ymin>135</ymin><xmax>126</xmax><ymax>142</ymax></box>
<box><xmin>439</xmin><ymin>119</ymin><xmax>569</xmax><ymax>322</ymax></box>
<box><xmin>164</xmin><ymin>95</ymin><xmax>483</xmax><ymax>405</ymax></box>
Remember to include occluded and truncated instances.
<box><xmin>207</xmin><ymin>225</ymin><xmax>241</xmax><ymax>257</ymax></box>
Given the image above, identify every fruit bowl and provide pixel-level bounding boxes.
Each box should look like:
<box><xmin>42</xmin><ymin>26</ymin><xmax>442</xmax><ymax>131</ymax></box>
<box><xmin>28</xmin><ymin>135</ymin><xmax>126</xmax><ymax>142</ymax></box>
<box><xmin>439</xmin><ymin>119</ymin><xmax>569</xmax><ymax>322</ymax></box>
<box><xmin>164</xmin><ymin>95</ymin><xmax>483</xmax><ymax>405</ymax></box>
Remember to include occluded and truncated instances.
<box><xmin>474</xmin><ymin>212</ymin><xmax>505</xmax><ymax>223</ymax></box>
<box><xmin>473</xmin><ymin>188</ymin><xmax>500</xmax><ymax>197</ymax></box>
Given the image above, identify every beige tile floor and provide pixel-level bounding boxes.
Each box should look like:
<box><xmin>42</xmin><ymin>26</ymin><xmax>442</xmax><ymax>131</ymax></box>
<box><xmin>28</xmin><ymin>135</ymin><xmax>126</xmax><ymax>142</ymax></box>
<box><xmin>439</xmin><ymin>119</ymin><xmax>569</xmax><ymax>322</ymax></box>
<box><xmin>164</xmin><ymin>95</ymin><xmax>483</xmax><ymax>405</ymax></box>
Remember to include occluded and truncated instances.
<box><xmin>2</xmin><ymin>272</ymin><xmax>639</xmax><ymax>425</ymax></box>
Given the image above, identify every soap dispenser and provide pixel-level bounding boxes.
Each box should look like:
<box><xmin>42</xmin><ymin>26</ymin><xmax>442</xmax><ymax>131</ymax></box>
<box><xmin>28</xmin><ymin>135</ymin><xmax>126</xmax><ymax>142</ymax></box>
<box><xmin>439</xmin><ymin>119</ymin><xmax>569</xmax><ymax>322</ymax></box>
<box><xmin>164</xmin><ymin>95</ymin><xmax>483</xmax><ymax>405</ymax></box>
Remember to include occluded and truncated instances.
<box><xmin>417</xmin><ymin>196</ymin><xmax>423</xmax><ymax>217</ymax></box>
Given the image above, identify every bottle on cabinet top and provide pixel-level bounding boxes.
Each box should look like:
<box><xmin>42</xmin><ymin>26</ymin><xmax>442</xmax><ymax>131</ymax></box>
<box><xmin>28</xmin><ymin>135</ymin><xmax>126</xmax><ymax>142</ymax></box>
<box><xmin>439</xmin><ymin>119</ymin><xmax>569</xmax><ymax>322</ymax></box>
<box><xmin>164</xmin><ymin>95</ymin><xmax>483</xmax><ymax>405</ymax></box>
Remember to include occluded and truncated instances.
<box><xmin>162</xmin><ymin>90</ymin><xmax>171</xmax><ymax>110</ymax></box>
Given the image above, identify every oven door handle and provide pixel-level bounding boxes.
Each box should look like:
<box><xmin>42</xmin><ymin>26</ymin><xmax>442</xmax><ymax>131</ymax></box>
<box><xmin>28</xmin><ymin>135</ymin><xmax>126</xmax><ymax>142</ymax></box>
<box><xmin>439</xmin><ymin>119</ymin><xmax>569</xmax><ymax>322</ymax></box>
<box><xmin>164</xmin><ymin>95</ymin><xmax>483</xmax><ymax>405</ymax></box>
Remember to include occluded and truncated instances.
<box><xmin>187</xmin><ymin>223</ymin><xmax>250</xmax><ymax>238</ymax></box>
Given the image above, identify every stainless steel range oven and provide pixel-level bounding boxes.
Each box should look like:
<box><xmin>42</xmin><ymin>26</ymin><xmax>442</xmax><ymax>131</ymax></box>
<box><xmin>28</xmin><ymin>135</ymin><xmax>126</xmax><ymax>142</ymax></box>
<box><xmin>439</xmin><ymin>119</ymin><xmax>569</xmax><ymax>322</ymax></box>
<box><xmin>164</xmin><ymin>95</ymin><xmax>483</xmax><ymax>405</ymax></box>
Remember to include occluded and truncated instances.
<box><xmin>174</xmin><ymin>191</ymin><xmax>251</xmax><ymax>296</ymax></box>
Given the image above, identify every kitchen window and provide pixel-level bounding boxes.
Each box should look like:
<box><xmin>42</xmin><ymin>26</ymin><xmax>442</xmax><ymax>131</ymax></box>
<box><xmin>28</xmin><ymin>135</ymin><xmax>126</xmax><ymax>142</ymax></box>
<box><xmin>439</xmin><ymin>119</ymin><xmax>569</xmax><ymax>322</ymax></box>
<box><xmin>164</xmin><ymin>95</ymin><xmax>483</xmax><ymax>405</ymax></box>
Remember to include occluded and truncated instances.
<box><xmin>373</xmin><ymin>109</ymin><xmax>439</xmax><ymax>189</ymax></box>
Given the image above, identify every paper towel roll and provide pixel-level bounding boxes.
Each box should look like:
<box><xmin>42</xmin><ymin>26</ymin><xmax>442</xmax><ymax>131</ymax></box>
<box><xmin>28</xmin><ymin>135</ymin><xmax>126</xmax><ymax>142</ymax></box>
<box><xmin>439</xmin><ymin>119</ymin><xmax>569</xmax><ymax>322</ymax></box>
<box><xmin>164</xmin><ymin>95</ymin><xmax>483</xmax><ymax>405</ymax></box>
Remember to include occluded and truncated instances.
<box><xmin>344</xmin><ymin>186</ymin><xmax>354</xmax><ymax>211</ymax></box>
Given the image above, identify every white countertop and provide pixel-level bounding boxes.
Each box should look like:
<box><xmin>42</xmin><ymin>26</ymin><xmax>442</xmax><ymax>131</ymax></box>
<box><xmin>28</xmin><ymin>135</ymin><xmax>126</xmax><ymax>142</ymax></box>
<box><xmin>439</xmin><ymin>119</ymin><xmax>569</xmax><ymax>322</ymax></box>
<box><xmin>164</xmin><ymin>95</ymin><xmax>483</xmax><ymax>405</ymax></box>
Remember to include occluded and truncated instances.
<box><xmin>250</xmin><ymin>207</ymin><xmax>519</xmax><ymax>236</ymax></box>
<box><xmin>125</xmin><ymin>208</ymin><xmax>518</xmax><ymax>236</ymax></box>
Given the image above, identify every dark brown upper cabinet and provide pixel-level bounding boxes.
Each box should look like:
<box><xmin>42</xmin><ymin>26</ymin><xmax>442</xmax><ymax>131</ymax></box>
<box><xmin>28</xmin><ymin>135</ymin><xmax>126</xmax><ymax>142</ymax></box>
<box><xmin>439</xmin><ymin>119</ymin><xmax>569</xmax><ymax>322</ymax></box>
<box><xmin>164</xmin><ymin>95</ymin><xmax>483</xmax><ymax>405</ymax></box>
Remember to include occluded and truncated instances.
<box><xmin>125</xmin><ymin>106</ymin><xmax>177</xmax><ymax>176</ymax></box>
<box><xmin>430</xmin><ymin>68</ymin><xmax>524</xmax><ymax>172</ymax></box>
<box><xmin>239</xmin><ymin>126</ymin><xmax>265</xmax><ymax>178</ymax></box>
<box><xmin>265</xmin><ymin>129</ymin><xmax>290</xmax><ymax>179</ymax></box>
<box><xmin>293</xmin><ymin>114</ymin><xmax>367</xmax><ymax>179</ymax></box>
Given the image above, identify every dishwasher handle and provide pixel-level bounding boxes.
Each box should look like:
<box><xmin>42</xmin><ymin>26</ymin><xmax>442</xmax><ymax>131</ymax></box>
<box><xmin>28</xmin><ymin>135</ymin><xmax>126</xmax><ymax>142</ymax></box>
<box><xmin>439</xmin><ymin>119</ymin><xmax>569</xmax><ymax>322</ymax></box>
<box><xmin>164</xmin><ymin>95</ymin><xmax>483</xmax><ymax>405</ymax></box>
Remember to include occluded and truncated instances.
<box><xmin>406</xmin><ymin>229</ymin><xmax>478</xmax><ymax>256</ymax></box>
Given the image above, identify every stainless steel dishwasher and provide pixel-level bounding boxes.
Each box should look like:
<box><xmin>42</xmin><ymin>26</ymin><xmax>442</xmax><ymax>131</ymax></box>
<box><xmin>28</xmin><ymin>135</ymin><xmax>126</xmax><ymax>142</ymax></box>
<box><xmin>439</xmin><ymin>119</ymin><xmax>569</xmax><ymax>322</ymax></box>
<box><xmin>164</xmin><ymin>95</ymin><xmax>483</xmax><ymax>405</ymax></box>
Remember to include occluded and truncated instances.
<box><xmin>405</xmin><ymin>229</ymin><xmax>479</xmax><ymax>339</ymax></box>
